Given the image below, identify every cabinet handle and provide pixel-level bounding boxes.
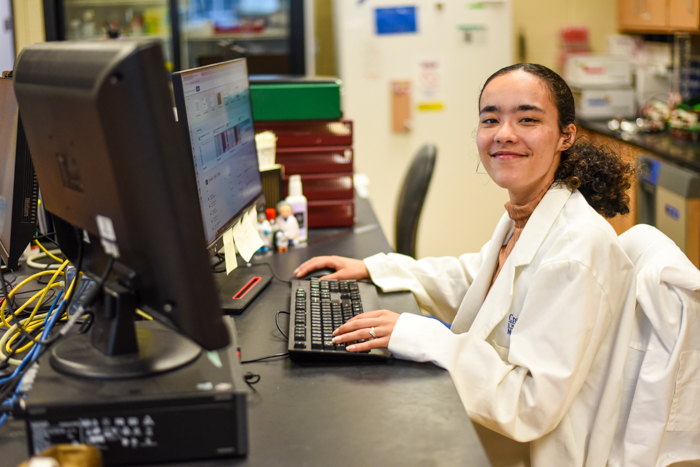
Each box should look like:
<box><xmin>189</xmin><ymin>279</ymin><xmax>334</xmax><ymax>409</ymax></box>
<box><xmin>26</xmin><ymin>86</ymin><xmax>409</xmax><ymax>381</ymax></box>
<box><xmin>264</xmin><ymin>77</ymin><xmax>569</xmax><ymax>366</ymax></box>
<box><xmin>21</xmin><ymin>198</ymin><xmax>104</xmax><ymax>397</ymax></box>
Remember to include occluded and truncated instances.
<box><xmin>688</xmin><ymin>0</ymin><xmax>694</xmax><ymax>14</ymax></box>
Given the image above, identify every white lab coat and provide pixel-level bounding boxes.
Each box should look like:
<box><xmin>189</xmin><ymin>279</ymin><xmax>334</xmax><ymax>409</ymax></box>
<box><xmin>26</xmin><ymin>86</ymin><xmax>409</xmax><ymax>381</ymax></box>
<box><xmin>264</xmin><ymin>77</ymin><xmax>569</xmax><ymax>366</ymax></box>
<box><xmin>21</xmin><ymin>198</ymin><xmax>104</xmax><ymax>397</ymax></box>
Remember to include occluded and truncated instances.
<box><xmin>611</xmin><ymin>225</ymin><xmax>700</xmax><ymax>467</ymax></box>
<box><xmin>364</xmin><ymin>185</ymin><xmax>637</xmax><ymax>467</ymax></box>
<box><xmin>277</xmin><ymin>214</ymin><xmax>299</xmax><ymax>241</ymax></box>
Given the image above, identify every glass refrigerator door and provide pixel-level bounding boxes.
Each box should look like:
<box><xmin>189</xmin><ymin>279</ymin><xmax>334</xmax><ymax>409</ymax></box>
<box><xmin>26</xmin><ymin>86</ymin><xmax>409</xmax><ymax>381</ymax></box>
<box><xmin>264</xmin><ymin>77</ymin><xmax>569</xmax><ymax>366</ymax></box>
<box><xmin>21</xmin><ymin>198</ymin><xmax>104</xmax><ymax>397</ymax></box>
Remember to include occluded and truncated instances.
<box><xmin>62</xmin><ymin>0</ymin><xmax>175</xmax><ymax>69</ymax></box>
<box><xmin>179</xmin><ymin>0</ymin><xmax>296</xmax><ymax>74</ymax></box>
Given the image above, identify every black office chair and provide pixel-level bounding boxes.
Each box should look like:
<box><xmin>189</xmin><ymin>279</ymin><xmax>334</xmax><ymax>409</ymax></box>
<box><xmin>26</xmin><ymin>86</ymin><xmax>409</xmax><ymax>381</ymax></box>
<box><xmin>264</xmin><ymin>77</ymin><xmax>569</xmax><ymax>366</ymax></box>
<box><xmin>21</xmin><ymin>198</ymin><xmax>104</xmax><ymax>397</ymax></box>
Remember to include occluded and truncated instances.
<box><xmin>394</xmin><ymin>144</ymin><xmax>437</xmax><ymax>258</ymax></box>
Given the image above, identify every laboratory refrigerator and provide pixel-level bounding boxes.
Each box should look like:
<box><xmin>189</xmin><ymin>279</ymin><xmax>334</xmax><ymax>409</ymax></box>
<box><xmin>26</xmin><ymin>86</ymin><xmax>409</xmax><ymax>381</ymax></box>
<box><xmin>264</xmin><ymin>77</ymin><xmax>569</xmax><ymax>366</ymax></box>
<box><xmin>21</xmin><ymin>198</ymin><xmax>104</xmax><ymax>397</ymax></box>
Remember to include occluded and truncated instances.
<box><xmin>41</xmin><ymin>0</ymin><xmax>307</xmax><ymax>73</ymax></box>
<box><xmin>334</xmin><ymin>0</ymin><xmax>514</xmax><ymax>259</ymax></box>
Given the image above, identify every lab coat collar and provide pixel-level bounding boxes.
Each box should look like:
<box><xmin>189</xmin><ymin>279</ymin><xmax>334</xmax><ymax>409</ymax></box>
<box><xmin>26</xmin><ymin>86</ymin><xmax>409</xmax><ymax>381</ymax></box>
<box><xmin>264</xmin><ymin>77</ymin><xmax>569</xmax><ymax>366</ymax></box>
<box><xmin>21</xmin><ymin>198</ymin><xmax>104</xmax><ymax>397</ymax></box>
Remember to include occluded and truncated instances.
<box><xmin>449</xmin><ymin>185</ymin><xmax>571</xmax><ymax>336</ymax></box>
<box><xmin>450</xmin><ymin>210</ymin><xmax>514</xmax><ymax>334</ymax></box>
<box><xmin>511</xmin><ymin>184</ymin><xmax>571</xmax><ymax>267</ymax></box>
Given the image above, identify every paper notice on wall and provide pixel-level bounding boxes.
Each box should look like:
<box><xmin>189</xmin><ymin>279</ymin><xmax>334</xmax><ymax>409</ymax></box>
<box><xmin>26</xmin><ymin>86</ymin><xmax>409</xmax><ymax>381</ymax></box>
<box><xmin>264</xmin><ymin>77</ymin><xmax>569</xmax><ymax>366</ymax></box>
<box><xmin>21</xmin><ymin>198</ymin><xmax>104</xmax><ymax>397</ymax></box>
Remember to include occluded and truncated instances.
<box><xmin>415</xmin><ymin>57</ymin><xmax>446</xmax><ymax>112</ymax></box>
<box><xmin>223</xmin><ymin>227</ymin><xmax>238</xmax><ymax>274</ymax></box>
<box><xmin>232</xmin><ymin>207</ymin><xmax>264</xmax><ymax>263</ymax></box>
<box><xmin>365</xmin><ymin>40</ymin><xmax>382</xmax><ymax>80</ymax></box>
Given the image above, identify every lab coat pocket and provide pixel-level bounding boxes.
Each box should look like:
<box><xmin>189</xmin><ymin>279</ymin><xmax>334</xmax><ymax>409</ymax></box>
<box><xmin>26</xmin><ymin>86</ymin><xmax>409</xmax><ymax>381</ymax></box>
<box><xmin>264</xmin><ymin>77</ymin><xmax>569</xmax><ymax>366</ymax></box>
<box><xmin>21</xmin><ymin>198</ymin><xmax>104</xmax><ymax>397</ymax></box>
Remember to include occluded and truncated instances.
<box><xmin>667</xmin><ymin>350</ymin><xmax>700</xmax><ymax>432</ymax></box>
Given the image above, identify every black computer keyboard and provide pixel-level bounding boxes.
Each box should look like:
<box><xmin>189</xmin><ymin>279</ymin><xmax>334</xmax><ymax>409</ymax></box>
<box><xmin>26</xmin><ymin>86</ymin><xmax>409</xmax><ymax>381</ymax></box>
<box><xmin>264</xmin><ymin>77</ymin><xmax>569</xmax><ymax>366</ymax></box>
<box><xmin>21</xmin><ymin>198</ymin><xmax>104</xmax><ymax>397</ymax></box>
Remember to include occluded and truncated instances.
<box><xmin>288</xmin><ymin>278</ymin><xmax>391</xmax><ymax>361</ymax></box>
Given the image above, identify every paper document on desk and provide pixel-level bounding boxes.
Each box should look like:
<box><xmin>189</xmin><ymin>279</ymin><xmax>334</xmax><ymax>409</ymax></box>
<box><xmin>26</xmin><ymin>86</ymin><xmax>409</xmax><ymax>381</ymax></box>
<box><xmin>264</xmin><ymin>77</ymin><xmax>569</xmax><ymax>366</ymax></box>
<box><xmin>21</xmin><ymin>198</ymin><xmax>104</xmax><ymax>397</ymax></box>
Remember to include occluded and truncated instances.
<box><xmin>232</xmin><ymin>207</ymin><xmax>264</xmax><ymax>263</ymax></box>
<box><xmin>223</xmin><ymin>228</ymin><xmax>238</xmax><ymax>274</ymax></box>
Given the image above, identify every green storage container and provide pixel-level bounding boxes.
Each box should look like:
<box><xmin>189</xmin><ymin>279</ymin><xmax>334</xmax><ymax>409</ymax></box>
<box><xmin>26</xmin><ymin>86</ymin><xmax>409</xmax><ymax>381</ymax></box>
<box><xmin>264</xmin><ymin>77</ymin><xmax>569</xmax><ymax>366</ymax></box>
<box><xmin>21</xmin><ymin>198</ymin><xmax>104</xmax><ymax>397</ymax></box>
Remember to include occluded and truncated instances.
<box><xmin>250</xmin><ymin>82</ymin><xmax>342</xmax><ymax>121</ymax></box>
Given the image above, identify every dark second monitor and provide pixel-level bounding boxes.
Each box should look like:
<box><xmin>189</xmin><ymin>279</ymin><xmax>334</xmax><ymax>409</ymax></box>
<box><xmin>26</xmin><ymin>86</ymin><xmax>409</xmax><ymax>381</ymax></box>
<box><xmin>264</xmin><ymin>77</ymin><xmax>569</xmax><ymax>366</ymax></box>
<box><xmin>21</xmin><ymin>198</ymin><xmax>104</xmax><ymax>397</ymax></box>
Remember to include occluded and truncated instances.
<box><xmin>13</xmin><ymin>40</ymin><xmax>231</xmax><ymax>377</ymax></box>
<box><xmin>0</xmin><ymin>73</ymin><xmax>39</xmax><ymax>270</ymax></box>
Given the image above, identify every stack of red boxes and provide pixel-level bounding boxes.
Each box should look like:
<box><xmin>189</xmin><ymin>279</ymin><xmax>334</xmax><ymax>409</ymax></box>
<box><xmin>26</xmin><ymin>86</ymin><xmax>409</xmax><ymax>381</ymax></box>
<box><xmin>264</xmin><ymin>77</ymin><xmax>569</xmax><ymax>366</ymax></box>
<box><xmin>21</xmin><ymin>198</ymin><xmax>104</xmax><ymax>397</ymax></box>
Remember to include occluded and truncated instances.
<box><xmin>254</xmin><ymin>120</ymin><xmax>355</xmax><ymax>227</ymax></box>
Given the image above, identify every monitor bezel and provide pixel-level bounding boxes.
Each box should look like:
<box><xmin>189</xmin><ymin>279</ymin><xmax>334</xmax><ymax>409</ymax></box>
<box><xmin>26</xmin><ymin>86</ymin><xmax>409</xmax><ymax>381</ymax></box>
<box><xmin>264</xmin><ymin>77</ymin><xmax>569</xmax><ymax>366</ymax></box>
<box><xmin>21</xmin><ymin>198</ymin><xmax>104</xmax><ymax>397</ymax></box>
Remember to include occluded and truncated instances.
<box><xmin>171</xmin><ymin>58</ymin><xmax>265</xmax><ymax>255</ymax></box>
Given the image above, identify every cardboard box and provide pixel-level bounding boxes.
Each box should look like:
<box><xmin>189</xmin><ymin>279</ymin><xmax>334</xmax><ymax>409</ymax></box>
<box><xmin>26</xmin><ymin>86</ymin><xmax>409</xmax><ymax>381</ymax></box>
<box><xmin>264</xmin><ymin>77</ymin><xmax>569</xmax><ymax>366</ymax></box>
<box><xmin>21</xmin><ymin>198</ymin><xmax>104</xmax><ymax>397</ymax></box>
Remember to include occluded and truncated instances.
<box><xmin>565</xmin><ymin>55</ymin><xmax>632</xmax><ymax>88</ymax></box>
<box><xmin>572</xmin><ymin>86</ymin><xmax>636</xmax><ymax>119</ymax></box>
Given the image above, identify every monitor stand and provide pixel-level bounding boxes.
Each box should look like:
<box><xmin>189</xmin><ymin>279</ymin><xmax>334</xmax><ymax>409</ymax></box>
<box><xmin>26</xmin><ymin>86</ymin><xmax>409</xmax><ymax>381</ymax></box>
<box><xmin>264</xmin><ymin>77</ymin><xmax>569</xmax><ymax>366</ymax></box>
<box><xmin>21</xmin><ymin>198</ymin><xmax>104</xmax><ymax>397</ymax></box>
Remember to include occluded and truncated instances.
<box><xmin>214</xmin><ymin>263</ymin><xmax>272</xmax><ymax>314</ymax></box>
<box><xmin>49</xmin><ymin>282</ymin><xmax>201</xmax><ymax>379</ymax></box>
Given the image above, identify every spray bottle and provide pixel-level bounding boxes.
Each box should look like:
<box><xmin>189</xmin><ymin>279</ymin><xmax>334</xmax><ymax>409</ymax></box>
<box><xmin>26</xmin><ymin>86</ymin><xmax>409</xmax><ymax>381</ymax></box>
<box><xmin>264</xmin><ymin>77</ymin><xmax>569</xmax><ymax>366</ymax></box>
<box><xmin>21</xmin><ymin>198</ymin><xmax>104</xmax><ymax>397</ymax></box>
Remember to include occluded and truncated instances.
<box><xmin>286</xmin><ymin>175</ymin><xmax>307</xmax><ymax>244</ymax></box>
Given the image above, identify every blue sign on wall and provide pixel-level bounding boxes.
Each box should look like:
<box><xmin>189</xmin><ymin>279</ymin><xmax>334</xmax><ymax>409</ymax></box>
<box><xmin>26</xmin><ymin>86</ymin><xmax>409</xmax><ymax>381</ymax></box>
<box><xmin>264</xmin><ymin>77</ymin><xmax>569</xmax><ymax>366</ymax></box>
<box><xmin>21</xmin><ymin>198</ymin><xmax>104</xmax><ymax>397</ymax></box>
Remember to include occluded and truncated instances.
<box><xmin>375</xmin><ymin>6</ymin><xmax>417</xmax><ymax>35</ymax></box>
<box><xmin>665</xmin><ymin>204</ymin><xmax>680</xmax><ymax>221</ymax></box>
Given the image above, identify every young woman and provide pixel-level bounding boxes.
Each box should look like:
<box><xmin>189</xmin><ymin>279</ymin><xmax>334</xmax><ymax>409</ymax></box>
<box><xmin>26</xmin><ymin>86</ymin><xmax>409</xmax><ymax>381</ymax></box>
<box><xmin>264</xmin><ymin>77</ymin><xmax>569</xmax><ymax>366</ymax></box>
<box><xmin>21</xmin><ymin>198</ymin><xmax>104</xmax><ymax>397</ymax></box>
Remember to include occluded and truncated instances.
<box><xmin>294</xmin><ymin>64</ymin><xmax>637</xmax><ymax>466</ymax></box>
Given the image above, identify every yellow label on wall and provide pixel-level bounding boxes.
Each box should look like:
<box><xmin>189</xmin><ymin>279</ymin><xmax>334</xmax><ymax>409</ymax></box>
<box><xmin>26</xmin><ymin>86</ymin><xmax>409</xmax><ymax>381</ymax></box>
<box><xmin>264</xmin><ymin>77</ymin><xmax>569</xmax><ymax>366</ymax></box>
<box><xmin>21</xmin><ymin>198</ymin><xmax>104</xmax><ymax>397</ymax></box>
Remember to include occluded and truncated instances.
<box><xmin>417</xmin><ymin>102</ymin><xmax>444</xmax><ymax>111</ymax></box>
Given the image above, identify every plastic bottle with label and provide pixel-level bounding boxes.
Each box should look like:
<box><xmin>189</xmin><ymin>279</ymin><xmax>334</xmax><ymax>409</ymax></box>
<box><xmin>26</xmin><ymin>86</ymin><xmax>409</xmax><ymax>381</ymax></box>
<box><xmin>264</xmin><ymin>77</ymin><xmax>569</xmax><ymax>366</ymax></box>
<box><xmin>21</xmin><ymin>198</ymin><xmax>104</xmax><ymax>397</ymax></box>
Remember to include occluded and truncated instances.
<box><xmin>286</xmin><ymin>175</ymin><xmax>307</xmax><ymax>244</ymax></box>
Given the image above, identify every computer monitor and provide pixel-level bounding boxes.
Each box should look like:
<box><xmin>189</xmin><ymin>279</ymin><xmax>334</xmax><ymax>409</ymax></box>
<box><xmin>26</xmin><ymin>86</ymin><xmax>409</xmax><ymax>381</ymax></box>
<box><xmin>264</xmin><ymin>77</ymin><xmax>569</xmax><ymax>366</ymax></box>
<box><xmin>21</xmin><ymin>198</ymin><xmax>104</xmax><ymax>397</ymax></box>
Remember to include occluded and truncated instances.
<box><xmin>0</xmin><ymin>73</ymin><xmax>39</xmax><ymax>270</ymax></box>
<box><xmin>13</xmin><ymin>40</ymin><xmax>230</xmax><ymax>379</ymax></box>
<box><xmin>172</xmin><ymin>58</ymin><xmax>273</xmax><ymax>313</ymax></box>
<box><xmin>171</xmin><ymin>58</ymin><xmax>264</xmax><ymax>253</ymax></box>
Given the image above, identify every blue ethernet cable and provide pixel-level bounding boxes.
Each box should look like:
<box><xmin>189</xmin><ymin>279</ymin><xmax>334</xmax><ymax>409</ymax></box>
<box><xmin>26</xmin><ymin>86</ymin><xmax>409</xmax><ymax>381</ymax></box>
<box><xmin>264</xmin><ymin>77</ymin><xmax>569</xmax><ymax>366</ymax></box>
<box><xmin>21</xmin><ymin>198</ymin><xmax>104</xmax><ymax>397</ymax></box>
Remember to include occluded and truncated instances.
<box><xmin>0</xmin><ymin>292</ymin><xmax>65</xmax><ymax>427</ymax></box>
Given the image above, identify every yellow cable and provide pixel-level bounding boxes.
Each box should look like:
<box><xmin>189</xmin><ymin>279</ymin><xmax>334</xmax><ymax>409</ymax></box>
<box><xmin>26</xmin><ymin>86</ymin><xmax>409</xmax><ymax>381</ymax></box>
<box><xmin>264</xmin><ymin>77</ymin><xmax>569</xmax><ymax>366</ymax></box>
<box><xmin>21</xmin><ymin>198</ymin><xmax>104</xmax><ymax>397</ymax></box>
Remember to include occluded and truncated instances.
<box><xmin>2</xmin><ymin>283</ymin><xmax>62</xmax><ymax>353</ymax></box>
<box><xmin>6</xmin><ymin>316</ymin><xmax>47</xmax><ymax>354</ymax></box>
<box><xmin>0</xmin><ymin>312</ymin><xmax>48</xmax><ymax>365</ymax></box>
<box><xmin>23</xmin><ymin>261</ymin><xmax>69</xmax><ymax>333</ymax></box>
<box><xmin>34</xmin><ymin>238</ymin><xmax>64</xmax><ymax>264</ymax></box>
<box><xmin>136</xmin><ymin>309</ymin><xmax>153</xmax><ymax>321</ymax></box>
<box><xmin>0</xmin><ymin>270</ymin><xmax>62</xmax><ymax>328</ymax></box>
<box><xmin>63</xmin><ymin>271</ymin><xmax>82</xmax><ymax>303</ymax></box>
<box><xmin>0</xmin><ymin>263</ymin><xmax>67</xmax><ymax>329</ymax></box>
<box><xmin>4</xmin><ymin>269</ymin><xmax>79</xmax><ymax>354</ymax></box>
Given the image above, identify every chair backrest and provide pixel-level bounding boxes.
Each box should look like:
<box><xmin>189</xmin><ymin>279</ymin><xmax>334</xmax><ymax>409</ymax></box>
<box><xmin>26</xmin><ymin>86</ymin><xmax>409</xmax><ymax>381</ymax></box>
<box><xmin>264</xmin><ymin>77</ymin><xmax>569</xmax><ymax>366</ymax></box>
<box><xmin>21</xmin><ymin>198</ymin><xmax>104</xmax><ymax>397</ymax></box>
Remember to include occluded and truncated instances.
<box><xmin>394</xmin><ymin>144</ymin><xmax>437</xmax><ymax>258</ymax></box>
<box><xmin>610</xmin><ymin>224</ymin><xmax>700</xmax><ymax>466</ymax></box>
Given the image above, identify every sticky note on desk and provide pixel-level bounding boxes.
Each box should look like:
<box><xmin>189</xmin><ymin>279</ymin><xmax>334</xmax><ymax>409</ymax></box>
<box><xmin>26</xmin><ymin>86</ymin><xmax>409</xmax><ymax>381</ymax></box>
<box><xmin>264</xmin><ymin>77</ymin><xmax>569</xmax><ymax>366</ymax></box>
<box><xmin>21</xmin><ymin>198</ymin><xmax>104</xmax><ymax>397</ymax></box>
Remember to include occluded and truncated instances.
<box><xmin>232</xmin><ymin>207</ymin><xmax>264</xmax><ymax>263</ymax></box>
<box><xmin>223</xmin><ymin>228</ymin><xmax>238</xmax><ymax>274</ymax></box>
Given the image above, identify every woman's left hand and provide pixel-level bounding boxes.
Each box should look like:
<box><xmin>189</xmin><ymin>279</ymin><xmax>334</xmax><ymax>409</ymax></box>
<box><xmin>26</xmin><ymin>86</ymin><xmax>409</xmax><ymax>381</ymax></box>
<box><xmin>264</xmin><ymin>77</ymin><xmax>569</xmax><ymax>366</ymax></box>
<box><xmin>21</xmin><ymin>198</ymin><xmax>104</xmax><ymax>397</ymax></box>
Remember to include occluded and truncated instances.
<box><xmin>332</xmin><ymin>310</ymin><xmax>400</xmax><ymax>352</ymax></box>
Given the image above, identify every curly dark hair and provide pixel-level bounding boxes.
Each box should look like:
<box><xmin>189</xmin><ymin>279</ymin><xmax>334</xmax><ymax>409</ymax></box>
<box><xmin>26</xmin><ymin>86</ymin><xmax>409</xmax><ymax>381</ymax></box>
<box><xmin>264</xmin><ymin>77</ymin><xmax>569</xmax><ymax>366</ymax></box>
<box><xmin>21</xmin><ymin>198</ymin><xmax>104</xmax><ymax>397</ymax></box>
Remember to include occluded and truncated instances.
<box><xmin>480</xmin><ymin>63</ymin><xmax>635</xmax><ymax>218</ymax></box>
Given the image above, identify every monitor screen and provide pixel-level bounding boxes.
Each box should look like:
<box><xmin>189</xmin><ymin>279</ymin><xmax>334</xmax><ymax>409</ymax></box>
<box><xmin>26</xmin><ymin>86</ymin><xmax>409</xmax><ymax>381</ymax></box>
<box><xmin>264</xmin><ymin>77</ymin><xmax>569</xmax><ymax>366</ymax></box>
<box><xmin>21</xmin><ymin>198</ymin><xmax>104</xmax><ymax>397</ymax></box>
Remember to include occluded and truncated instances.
<box><xmin>0</xmin><ymin>74</ymin><xmax>38</xmax><ymax>270</ymax></box>
<box><xmin>172</xmin><ymin>59</ymin><xmax>264</xmax><ymax>249</ymax></box>
<box><xmin>14</xmin><ymin>40</ymin><xmax>230</xmax><ymax>378</ymax></box>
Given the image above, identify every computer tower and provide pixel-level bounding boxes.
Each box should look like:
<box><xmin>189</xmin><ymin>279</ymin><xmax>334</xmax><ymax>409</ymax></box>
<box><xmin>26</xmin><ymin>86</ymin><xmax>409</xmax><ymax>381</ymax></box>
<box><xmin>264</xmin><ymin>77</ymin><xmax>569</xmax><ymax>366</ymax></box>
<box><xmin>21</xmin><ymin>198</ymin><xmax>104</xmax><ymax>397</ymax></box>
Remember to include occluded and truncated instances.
<box><xmin>22</xmin><ymin>318</ymin><xmax>248</xmax><ymax>465</ymax></box>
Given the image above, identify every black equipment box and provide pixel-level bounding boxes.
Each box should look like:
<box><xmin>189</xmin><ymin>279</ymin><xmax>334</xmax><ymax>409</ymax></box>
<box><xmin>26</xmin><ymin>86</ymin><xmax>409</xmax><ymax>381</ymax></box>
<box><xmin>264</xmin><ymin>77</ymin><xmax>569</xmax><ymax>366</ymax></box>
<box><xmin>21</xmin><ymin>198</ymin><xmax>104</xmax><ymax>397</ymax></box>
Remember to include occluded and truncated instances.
<box><xmin>22</xmin><ymin>318</ymin><xmax>247</xmax><ymax>465</ymax></box>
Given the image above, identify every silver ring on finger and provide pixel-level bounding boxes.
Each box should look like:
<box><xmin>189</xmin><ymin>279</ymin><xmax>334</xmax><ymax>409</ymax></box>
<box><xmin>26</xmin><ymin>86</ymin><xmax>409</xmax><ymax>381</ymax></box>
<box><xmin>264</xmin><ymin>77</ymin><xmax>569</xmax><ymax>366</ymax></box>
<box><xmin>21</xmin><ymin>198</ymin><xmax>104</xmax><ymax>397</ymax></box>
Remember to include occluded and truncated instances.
<box><xmin>369</xmin><ymin>327</ymin><xmax>376</xmax><ymax>339</ymax></box>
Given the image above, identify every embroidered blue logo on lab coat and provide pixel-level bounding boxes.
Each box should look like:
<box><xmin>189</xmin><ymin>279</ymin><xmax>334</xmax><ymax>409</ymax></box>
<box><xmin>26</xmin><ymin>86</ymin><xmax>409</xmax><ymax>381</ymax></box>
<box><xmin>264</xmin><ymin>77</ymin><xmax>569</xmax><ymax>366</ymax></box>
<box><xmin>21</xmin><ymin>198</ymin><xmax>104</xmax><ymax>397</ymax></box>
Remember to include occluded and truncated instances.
<box><xmin>507</xmin><ymin>314</ymin><xmax>518</xmax><ymax>335</ymax></box>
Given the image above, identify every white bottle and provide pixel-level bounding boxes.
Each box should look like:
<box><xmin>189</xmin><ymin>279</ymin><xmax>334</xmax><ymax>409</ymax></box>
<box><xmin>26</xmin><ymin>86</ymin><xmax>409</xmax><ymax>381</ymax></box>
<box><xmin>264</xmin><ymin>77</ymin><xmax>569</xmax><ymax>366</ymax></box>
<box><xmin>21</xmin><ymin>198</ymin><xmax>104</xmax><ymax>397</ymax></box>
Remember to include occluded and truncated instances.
<box><xmin>286</xmin><ymin>175</ymin><xmax>308</xmax><ymax>244</ymax></box>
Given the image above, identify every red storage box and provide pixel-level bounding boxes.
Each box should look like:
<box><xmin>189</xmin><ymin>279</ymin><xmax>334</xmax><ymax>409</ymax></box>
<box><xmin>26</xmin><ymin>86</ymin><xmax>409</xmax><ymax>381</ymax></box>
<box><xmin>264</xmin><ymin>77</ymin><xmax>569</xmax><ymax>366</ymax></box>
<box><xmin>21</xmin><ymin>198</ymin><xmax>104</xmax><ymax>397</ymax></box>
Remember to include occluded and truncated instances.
<box><xmin>308</xmin><ymin>199</ymin><xmax>355</xmax><ymax>227</ymax></box>
<box><xmin>255</xmin><ymin>119</ymin><xmax>353</xmax><ymax>147</ymax></box>
<box><xmin>276</xmin><ymin>146</ymin><xmax>353</xmax><ymax>174</ymax></box>
<box><xmin>283</xmin><ymin>173</ymin><xmax>353</xmax><ymax>201</ymax></box>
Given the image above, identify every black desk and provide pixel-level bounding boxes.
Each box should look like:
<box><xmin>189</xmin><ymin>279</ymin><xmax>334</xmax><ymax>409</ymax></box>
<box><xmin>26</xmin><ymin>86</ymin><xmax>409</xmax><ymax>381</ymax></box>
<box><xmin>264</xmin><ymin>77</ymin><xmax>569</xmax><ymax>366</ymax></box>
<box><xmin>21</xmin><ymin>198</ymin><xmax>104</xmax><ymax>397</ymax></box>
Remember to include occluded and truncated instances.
<box><xmin>0</xmin><ymin>197</ymin><xmax>490</xmax><ymax>467</ymax></box>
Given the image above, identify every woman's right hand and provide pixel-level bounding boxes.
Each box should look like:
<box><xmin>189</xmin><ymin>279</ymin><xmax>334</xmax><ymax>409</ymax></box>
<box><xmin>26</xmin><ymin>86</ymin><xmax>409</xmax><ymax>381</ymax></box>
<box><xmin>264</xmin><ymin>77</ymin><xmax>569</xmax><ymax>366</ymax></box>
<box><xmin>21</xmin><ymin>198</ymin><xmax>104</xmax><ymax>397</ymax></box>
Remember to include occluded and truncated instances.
<box><xmin>294</xmin><ymin>256</ymin><xmax>370</xmax><ymax>281</ymax></box>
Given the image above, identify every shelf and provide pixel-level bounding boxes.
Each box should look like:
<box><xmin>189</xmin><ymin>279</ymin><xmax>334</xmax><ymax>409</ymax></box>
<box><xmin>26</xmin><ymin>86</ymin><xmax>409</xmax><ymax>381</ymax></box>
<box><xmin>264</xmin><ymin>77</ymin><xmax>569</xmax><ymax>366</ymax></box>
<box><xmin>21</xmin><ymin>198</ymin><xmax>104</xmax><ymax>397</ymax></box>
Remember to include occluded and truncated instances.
<box><xmin>66</xmin><ymin>32</ymin><xmax>169</xmax><ymax>41</ymax></box>
<box><xmin>183</xmin><ymin>28</ymin><xmax>288</xmax><ymax>42</ymax></box>
<box><xmin>64</xmin><ymin>0</ymin><xmax>167</xmax><ymax>7</ymax></box>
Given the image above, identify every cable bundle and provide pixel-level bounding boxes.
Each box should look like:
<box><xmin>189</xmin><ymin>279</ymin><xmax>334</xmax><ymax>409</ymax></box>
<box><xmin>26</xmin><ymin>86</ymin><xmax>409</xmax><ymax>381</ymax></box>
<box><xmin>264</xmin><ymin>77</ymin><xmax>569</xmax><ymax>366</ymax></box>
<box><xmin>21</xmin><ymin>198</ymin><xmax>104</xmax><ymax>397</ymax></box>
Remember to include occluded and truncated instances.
<box><xmin>0</xmin><ymin>238</ymin><xmax>86</xmax><ymax>427</ymax></box>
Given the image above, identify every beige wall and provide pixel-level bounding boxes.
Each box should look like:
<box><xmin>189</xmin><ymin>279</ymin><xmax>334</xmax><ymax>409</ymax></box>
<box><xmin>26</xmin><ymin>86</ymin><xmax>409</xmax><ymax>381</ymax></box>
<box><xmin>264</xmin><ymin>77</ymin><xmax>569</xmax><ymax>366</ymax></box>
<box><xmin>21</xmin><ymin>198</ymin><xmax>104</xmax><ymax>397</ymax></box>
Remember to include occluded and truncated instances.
<box><xmin>513</xmin><ymin>0</ymin><xmax>617</xmax><ymax>70</ymax></box>
<box><xmin>13</xmin><ymin>0</ymin><xmax>45</xmax><ymax>56</ymax></box>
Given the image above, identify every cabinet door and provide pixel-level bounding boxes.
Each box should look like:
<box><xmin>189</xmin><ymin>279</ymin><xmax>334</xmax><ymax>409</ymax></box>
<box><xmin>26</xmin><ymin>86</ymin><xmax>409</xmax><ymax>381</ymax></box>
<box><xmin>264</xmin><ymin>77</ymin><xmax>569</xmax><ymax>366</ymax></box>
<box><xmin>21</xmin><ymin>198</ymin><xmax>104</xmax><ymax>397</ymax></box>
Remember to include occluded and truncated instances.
<box><xmin>619</xmin><ymin>0</ymin><xmax>668</xmax><ymax>30</ymax></box>
<box><xmin>669</xmin><ymin>0</ymin><xmax>700</xmax><ymax>29</ymax></box>
<box><xmin>619</xmin><ymin>0</ymin><xmax>640</xmax><ymax>29</ymax></box>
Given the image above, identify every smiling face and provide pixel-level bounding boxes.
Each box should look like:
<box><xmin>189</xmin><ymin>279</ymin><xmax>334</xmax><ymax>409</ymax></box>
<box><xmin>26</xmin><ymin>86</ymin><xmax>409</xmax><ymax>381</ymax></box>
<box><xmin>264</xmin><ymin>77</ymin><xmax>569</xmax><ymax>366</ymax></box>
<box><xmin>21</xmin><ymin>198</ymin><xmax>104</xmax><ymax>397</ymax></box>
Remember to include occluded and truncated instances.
<box><xmin>477</xmin><ymin>70</ymin><xmax>576</xmax><ymax>205</ymax></box>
